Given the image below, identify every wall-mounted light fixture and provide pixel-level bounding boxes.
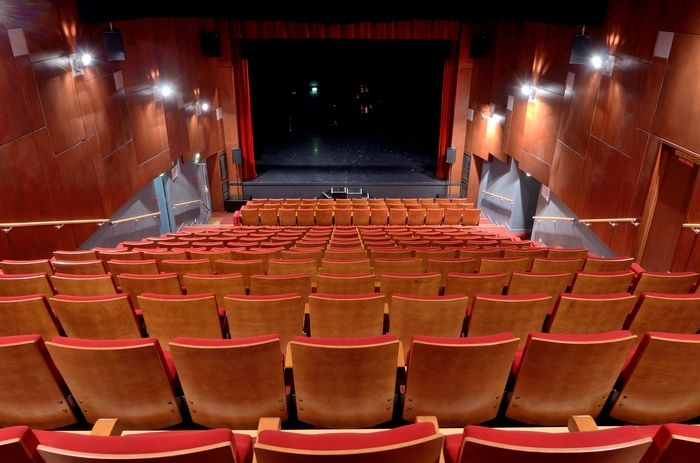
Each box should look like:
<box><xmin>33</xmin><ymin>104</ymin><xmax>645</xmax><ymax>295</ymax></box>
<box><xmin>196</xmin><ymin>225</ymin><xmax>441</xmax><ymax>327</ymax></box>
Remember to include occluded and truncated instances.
<box><xmin>481</xmin><ymin>103</ymin><xmax>504</xmax><ymax>123</ymax></box>
<box><xmin>69</xmin><ymin>52</ymin><xmax>93</xmax><ymax>76</ymax></box>
<box><xmin>195</xmin><ymin>101</ymin><xmax>210</xmax><ymax>116</ymax></box>
<box><xmin>590</xmin><ymin>53</ymin><xmax>615</xmax><ymax>76</ymax></box>
<box><xmin>520</xmin><ymin>84</ymin><xmax>537</xmax><ymax>101</ymax></box>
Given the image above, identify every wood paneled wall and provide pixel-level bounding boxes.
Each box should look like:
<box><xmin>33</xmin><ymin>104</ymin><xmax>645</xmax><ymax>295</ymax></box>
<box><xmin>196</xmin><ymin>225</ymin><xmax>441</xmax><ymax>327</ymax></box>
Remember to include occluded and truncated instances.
<box><xmin>466</xmin><ymin>0</ymin><xmax>700</xmax><ymax>259</ymax></box>
<box><xmin>0</xmin><ymin>0</ymin><xmax>239</xmax><ymax>258</ymax></box>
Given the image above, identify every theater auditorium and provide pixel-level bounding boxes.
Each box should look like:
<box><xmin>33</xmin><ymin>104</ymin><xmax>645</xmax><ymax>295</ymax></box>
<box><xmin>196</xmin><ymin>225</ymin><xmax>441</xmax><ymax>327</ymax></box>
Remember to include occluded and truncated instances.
<box><xmin>0</xmin><ymin>0</ymin><xmax>699</xmax><ymax>461</ymax></box>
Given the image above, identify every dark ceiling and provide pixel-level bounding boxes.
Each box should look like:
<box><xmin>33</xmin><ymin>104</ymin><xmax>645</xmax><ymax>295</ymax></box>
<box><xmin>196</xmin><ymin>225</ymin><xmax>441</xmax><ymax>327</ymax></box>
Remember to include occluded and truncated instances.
<box><xmin>76</xmin><ymin>0</ymin><xmax>610</xmax><ymax>27</ymax></box>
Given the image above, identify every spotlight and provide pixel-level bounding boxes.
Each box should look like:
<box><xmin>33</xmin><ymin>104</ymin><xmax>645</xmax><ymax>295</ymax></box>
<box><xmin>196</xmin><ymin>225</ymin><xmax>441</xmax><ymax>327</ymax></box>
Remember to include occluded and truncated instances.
<box><xmin>193</xmin><ymin>153</ymin><xmax>201</xmax><ymax>163</ymax></box>
<box><xmin>80</xmin><ymin>53</ymin><xmax>93</xmax><ymax>66</ymax></box>
<box><xmin>520</xmin><ymin>84</ymin><xmax>537</xmax><ymax>101</ymax></box>
<box><xmin>200</xmin><ymin>102</ymin><xmax>210</xmax><ymax>112</ymax></box>
<box><xmin>590</xmin><ymin>55</ymin><xmax>604</xmax><ymax>69</ymax></box>
<box><xmin>310</xmin><ymin>86</ymin><xmax>318</xmax><ymax>95</ymax></box>
<box><xmin>160</xmin><ymin>84</ymin><xmax>173</xmax><ymax>97</ymax></box>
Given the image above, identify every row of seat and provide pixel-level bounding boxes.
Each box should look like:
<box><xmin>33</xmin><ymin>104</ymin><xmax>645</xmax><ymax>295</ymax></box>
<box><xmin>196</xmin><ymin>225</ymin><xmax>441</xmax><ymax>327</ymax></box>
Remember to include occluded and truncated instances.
<box><xmin>6</xmin><ymin>414</ymin><xmax>697</xmax><ymax>463</ymax></box>
<box><xmin>244</xmin><ymin>196</ymin><xmax>475</xmax><ymax>207</ymax></box>
<box><xmin>3</xmin><ymin>288</ymin><xmax>699</xmax><ymax>352</ymax></box>
<box><xmin>239</xmin><ymin>205</ymin><xmax>482</xmax><ymax>226</ymax></box>
<box><xmin>2</xmin><ymin>331</ymin><xmax>699</xmax><ymax>431</ymax></box>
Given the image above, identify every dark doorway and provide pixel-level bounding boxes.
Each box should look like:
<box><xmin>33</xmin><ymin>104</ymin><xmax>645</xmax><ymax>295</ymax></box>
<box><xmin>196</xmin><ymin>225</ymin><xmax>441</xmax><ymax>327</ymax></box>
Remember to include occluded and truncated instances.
<box><xmin>245</xmin><ymin>40</ymin><xmax>449</xmax><ymax>182</ymax></box>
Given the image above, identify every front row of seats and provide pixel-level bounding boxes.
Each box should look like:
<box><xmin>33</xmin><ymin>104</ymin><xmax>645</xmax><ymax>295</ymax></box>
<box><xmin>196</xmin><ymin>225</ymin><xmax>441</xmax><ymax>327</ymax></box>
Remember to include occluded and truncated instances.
<box><xmin>2</xmin><ymin>416</ymin><xmax>700</xmax><ymax>463</ymax></box>
<box><xmin>3</xmin><ymin>331</ymin><xmax>700</xmax><ymax>432</ymax></box>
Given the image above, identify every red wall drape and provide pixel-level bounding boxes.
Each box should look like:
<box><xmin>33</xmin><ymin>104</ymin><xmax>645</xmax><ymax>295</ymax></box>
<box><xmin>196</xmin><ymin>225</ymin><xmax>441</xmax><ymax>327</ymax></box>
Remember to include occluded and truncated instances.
<box><xmin>229</xmin><ymin>19</ymin><xmax>461</xmax><ymax>181</ymax></box>
<box><xmin>232</xmin><ymin>42</ymin><xmax>257</xmax><ymax>180</ymax></box>
<box><xmin>436</xmin><ymin>56</ymin><xmax>457</xmax><ymax>180</ymax></box>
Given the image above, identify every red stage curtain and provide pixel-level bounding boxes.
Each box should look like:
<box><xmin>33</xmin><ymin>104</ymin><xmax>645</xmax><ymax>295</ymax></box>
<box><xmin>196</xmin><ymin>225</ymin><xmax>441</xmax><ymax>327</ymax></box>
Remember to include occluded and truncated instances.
<box><xmin>436</xmin><ymin>56</ymin><xmax>457</xmax><ymax>180</ymax></box>
<box><xmin>232</xmin><ymin>42</ymin><xmax>257</xmax><ymax>180</ymax></box>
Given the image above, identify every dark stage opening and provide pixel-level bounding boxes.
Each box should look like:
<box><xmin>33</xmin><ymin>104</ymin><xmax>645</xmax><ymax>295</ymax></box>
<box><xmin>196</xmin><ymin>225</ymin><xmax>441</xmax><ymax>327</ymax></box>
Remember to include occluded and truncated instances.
<box><xmin>245</xmin><ymin>40</ymin><xmax>450</xmax><ymax>184</ymax></box>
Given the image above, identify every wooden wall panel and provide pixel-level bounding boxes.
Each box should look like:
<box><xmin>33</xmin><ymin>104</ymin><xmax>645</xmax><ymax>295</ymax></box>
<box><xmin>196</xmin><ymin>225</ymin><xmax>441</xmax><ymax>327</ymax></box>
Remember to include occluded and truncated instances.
<box><xmin>677</xmin><ymin>0</ymin><xmax>700</xmax><ymax>34</ymax></box>
<box><xmin>86</xmin><ymin>73</ymin><xmax>132</xmax><ymax>158</ymax></box>
<box><xmin>557</xmin><ymin>69</ymin><xmax>599</xmax><ymax>156</ymax></box>
<box><xmin>0</xmin><ymin>33</ymin><xmax>41</xmax><ymax>145</ymax></box>
<box><xmin>33</xmin><ymin>58</ymin><xmax>87</xmax><ymax>154</ymax></box>
<box><xmin>604</xmin><ymin>0</ymin><xmax>668</xmax><ymax>61</ymax></box>
<box><xmin>579</xmin><ymin>137</ymin><xmax>631</xmax><ymax>219</ymax></box>
<box><xmin>101</xmin><ymin>142</ymin><xmax>138</xmax><ymax>213</ymax></box>
<box><xmin>549</xmin><ymin>141</ymin><xmax>585</xmax><ymax>213</ymax></box>
<box><xmin>652</xmin><ymin>33</ymin><xmax>700</xmax><ymax>156</ymax></box>
<box><xmin>520</xmin><ymin>90</ymin><xmax>562</xmax><ymax>167</ymax></box>
<box><xmin>126</xmin><ymin>89</ymin><xmax>169</xmax><ymax>165</ymax></box>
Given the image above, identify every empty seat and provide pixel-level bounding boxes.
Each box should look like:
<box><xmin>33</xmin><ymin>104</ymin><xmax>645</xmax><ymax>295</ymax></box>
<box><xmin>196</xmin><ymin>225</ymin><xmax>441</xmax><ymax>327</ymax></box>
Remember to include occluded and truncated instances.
<box><xmin>0</xmin><ymin>273</ymin><xmax>54</xmax><ymax>298</ymax></box>
<box><xmin>320</xmin><ymin>258</ymin><xmax>371</xmax><ymax>274</ymax></box>
<box><xmin>315</xmin><ymin>273</ymin><xmax>376</xmax><ymax>294</ymax></box>
<box><xmin>255</xmin><ymin>421</ymin><xmax>443</xmax><ymax>463</ymax></box>
<box><xmin>570</xmin><ymin>271</ymin><xmax>635</xmax><ymax>294</ymax></box>
<box><xmin>427</xmin><ymin>258</ymin><xmax>478</xmax><ymax>286</ymax></box>
<box><xmin>137</xmin><ymin>293</ymin><xmax>224</xmax><ymax>347</ymax></box>
<box><xmin>507</xmin><ymin>272</ymin><xmax>571</xmax><ymax>298</ymax></box>
<box><xmin>35</xmin><ymin>427</ymin><xmax>252</xmax><ymax>463</ymax></box>
<box><xmin>407</xmin><ymin>208</ymin><xmax>426</xmax><ymax>226</ymax></box>
<box><xmin>268</xmin><ymin>259</ymin><xmax>317</xmax><ymax>284</ymax></box>
<box><xmin>249</xmin><ymin>274</ymin><xmax>311</xmax><ymax>300</ymax></box>
<box><xmin>0</xmin><ymin>335</ymin><xmax>76</xmax><ymax>428</ymax></box>
<box><xmin>503</xmin><ymin>247</ymin><xmax>549</xmax><ymax>270</ymax></box>
<box><xmin>403</xmin><ymin>333</ymin><xmax>519</xmax><ymax>425</ymax></box>
<box><xmin>610</xmin><ymin>332</ymin><xmax>700</xmax><ymax>424</ymax></box>
<box><xmin>643</xmin><ymin>423</ymin><xmax>700</xmax><ymax>463</ymax></box>
<box><xmin>583</xmin><ymin>256</ymin><xmax>635</xmax><ymax>272</ymax></box>
<box><xmin>107</xmin><ymin>259</ymin><xmax>159</xmax><ymax>277</ymax></box>
<box><xmin>468</xmin><ymin>294</ymin><xmax>552</xmax><ymax>347</ymax></box>
<box><xmin>289</xmin><ymin>335</ymin><xmax>399</xmax><ymax>427</ymax></box>
<box><xmin>0</xmin><ymin>259</ymin><xmax>53</xmax><ymax>275</ymax></box>
<box><xmin>0</xmin><ymin>295</ymin><xmax>61</xmax><ymax>340</ymax></box>
<box><xmin>547</xmin><ymin>247</ymin><xmax>589</xmax><ymax>260</ymax></box>
<box><xmin>53</xmin><ymin>250</ymin><xmax>98</xmax><ymax>261</ymax></box>
<box><xmin>51</xmin><ymin>260</ymin><xmax>106</xmax><ymax>275</ymax></box>
<box><xmin>117</xmin><ymin>273</ymin><xmax>182</xmax><ymax>306</ymax></box>
<box><xmin>370</xmin><ymin>208</ymin><xmax>388</xmax><ymax>225</ymax></box>
<box><xmin>547</xmin><ymin>293</ymin><xmax>637</xmax><ymax>334</ymax></box>
<box><xmin>49</xmin><ymin>294</ymin><xmax>142</xmax><ymax>339</ymax></box>
<box><xmin>625</xmin><ymin>293</ymin><xmax>700</xmax><ymax>338</ymax></box>
<box><xmin>215</xmin><ymin>259</ymin><xmax>265</xmax><ymax>289</ymax></box>
<box><xmin>182</xmin><ymin>273</ymin><xmax>245</xmax><ymax>307</ymax></box>
<box><xmin>159</xmin><ymin>259</ymin><xmax>212</xmax><ymax>282</ymax></box>
<box><xmin>444</xmin><ymin>272</ymin><xmax>508</xmax><ymax>300</ymax></box>
<box><xmin>478</xmin><ymin>257</ymin><xmax>529</xmax><ymax>279</ymax></box>
<box><xmin>169</xmin><ymin>335</ymin><xmax>288</xmax><ymax>428</ymax></box>
<box><xmin>390</xmin><ymin>294</ymin><xmax>468</xmax><ymax>357</ymax></box>
<box><xmin>224</xmin><ymin>294</ymin><xmax>305</xmax><ymax>350</ymax></box>
<box><xmin>530</xmin><ymin>258</ymin><xmax>583</xmax><ymax>281</ymax></box>
<box><xmin>373</xmin><ymin>258</ymin><xmax>423</xmax><ymax>277</ymax></box>
<box><xmin>324</xmin><ymin>248</ymin><xmax>366</xmax><ymax>260</ymax></box>
<box><xmin>380</xmin><ymin>272</ymin><xmax>441</xmax><ymax>300</ymax></box>
<box><xmin>308</xmin><ymin>293</ymin><xmax>385</xmax><ymax>337</ymax></box>
<box><xmin>461</xmin><ymin>208</ymin><xmax>481</xmax><ymax>226</ymax></box>
<box><xmin>45</xmin><ymin>337</ymin><xmax>181</xmax><ymax>429</ymax></box>
<box><xmin>506</xmin><ymin>331</ymin><xmax>636</xmax><ymax>425</ymax></box>
<box><xmin>632</xmin><ymin>272</ymin><xmax>699</xmax><ymax>295</ymax></box>
<box><xmin>50</xmin><ymin>273</ymin><xmax>117</xmax><ymax>296</ymax></box>
<box><xmin>444</xmin><ymin>424</ymin><xmax>653</xmax><ymax>463</ymax></box>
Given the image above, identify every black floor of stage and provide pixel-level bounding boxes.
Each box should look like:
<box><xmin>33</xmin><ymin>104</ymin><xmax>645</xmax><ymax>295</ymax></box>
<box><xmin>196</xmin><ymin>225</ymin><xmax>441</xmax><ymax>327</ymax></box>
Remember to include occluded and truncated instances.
<box><xmin>242</xmin><ymin>132</ymin><xmax>448</xmax><ymax>198</ymax></box>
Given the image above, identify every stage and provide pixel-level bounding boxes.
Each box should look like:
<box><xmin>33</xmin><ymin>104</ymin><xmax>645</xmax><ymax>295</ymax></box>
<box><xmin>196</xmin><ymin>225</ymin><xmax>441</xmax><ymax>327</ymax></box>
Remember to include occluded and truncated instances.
<box><xmin>241</xmin><ymin>132</ymin><xmax>448</xmax><ymax>199</ymax></box>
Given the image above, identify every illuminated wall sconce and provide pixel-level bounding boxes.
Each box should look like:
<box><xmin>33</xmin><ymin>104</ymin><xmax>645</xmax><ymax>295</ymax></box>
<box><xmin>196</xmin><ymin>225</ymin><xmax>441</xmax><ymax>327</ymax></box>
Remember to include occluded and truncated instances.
<box><xmin>481</xmin><ymin>103</ymin><xmax>504</xmax><ymax>123</ymax></box>
<box><xmin>155</xmin><ymin>83</ymin><xmax>175</xmax><ymax>101</ymax></box>
<box><xmin>520</xmin><ymin>84</ymin><xmax>537</xmax><ymax>101</ymax></box>
<box><xmin>69</xmin><ymin>52</ymin><xmax>93</xmax><ymax>76</ymax></box>
<box><xmin>590</xmin><ymin>54</ymin><xmax>615</xmax><ymax>76</ymax></box>
<box><xmin>195</xmin><ymin>101</ymin><xmax>210</xmax><ymax>116</ymax></box>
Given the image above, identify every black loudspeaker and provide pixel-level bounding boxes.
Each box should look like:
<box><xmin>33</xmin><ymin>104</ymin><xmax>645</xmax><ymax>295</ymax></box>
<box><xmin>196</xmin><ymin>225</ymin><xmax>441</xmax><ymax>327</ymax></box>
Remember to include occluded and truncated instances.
<box><xmin>232</xmin><ymin>148</ymin><xmax>242</xmax><ymax>164</ymax></box>
<box><xmin>470</xmin><ymin>33</ymin><xmax>490</xmax><ymax>59</ymax></box>
<box><xmin>103</xmin><ymin>29</ymin><xmax>126</xmax><ymax>61</ymax></box>
<box><xmin>200</xmin><ymin>31</ymin><xmax>221</xmax><ymax>57</ymax></box>
<box><xmin>569</xmin><ymin>34</ymin><xmax>593</xmax><ymax>64</ymax></box>
<box><xmin>446</xmin><ymin>147</ymin><xmax>457</xmax><ymax>164</ymax></box>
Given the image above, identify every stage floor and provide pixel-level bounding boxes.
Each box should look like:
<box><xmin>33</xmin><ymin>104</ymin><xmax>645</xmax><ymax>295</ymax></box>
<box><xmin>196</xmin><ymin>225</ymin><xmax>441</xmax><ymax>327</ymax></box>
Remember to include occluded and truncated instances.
<box><xmin>249</xmin><ymin>132</ymin><xmax>443</xmax><ymax>184</ymax></box>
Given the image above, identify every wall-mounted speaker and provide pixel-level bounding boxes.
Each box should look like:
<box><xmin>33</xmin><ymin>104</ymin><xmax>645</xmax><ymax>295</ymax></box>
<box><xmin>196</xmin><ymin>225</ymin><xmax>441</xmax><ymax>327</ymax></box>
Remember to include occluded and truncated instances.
<box><xmin>103</xmin><ymin>29</ymin><xmax>125</xmax><ymax>61</ymax></box>
<box><xmin>200</xmin><ymin>31</ymin><xmax>221</xmax><ymax>57</ymax></box>
<box><xmin>446</xmin><ymin>147</ymin><xmax>457</xmax><ymax>164</ymax></box>
<box><xmin>569</xmin><ymin>34</ymin><xmax>592</xmax><ymax>64</ymax></box>
<box><xmin>232</xmin><ymin>148</ymin><xmax>242</xmax><ymax>165</ymax></box>
<box><xmin>470</xmin><ymin>33</ymin><xmax>490</xmax><ymax>59</ymax></box>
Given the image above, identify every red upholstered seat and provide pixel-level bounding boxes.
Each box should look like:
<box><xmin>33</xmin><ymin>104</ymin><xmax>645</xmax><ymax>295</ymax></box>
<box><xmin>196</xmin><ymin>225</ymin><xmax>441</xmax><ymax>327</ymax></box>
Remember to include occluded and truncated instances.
<box><xmin>0</xmin><ymin>425</ymin><xmax>37</xmax><ymax>463</ymax></box>
<box><xmin>35</xmin><ymin>428</ymin><xmax>252</xmax><ymax>463</ymax></box>
<box><xmin>255</xmin><ymin>422</ymin><xmax>442</xmax><ymax>463</ymax></box>
<box><xmin>444</xmin><ymin>424</ymin><xmax>655</xmax><ymax>463</ymax></box>
<box><xmin>644</xmin><ymin>423</ymin><xmax>700</xmax><ymax>463</ymax></box>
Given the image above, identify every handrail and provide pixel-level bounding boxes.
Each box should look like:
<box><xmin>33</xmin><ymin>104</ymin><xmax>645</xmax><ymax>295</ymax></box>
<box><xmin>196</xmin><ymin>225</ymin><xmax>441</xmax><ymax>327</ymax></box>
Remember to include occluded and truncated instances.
<box><xmin>0</xmin><ymin>219</ymin><xmax>109</xmax><ymax>228</ymax></box>
<box><xmin>481</xmin><ymin>190</ymin><xmax>514</xmax><ymax>204</ymax></box>
<box><xmin>579</xmin><ymin>217</ymin><xmax>639</xmax><ymax>224</ymax></box>
<box><xmin>532</xmin><ymin>216</ymin><xmax>575</xmax><ymax>222</ymax></box>
<box><xmin>682</xmin><ymin>223</ymin><xmax>700</xmax><ymax>228</ymax></box>
<box><xmin>110</xmin><ymin>212</ymin><xmax>161</xmax><ymax>225</ymax></box>
<box><xmin>173</xmin><ymin>199</ymin><xmax>203</xmax><ymax>208</ymax></box>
